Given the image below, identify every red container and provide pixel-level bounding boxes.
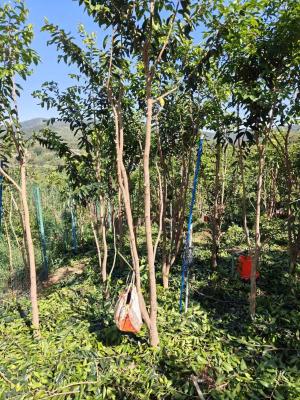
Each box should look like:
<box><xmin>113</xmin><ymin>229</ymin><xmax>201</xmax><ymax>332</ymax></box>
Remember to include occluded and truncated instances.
<box><xmin>237</xmin><ymin>255</ymin><xmax>259</xmax><ymax>280</ymax></box>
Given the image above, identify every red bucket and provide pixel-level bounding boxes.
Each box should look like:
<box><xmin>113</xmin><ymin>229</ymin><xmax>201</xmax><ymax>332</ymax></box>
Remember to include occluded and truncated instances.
<box><xmin>237</xmin><ymin>255</ymin><xmax>259</xmax><ymax>280</ymax></box>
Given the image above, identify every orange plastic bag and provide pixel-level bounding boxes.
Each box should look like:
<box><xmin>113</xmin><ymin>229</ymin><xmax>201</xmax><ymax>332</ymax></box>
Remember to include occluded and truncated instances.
<box><xmin>114</xmin><ymin>284</ymin><xmax>143</xmax><ymax>334</ymax></box>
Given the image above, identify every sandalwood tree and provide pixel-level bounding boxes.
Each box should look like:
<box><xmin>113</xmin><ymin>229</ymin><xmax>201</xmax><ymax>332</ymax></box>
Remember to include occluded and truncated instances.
<box><xmin>0</xmin><ymin>1</ymin><xmax>40</xmax><ymax>336</ymax></box>
<box><xmin>41</xmin><ymin>0</ymin><xmax>205</xmax><ymax>346</ymax></box>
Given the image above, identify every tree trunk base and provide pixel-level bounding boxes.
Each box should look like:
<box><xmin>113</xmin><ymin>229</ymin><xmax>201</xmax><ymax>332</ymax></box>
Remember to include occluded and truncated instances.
<box><xmin>162</xmin><ymin>264</ymin><xmax>170</xmax><ymax>289</ymax></box>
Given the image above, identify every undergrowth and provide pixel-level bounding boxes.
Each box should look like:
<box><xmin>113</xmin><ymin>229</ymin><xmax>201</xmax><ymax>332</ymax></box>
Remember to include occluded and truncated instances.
<box><xmin>0</xmin><ymin>250</ymin><xmax>299</xmax><ymax>399</ymax></box>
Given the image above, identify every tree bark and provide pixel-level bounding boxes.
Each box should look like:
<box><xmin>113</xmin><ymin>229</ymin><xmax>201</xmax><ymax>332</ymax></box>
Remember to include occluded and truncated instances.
<box><xmin>161</xmin><ymin>167</ymin><xmax>168</xmax><ymax>288</ymax></box>
<box><xmin>269</xmin><ymin>125</ymin><xmax>299</xmax><ymax>272</ymax></box>
<box><xmin>144</xmin><ymin>96</ymin><xmax>159</xmax><ymax>347</ymax></box>
<box><xmin>283</xmin><ymin>127</ymin><xmax>299</xmax><ymax>273</ymax></box>
<box><xmin>4</xmin><ymin>216</ymin><xmax>14</xmax><ymax>293</ymax></box>
<box><xmin>153</xmin><ymin>162</ymin><xmax>163</xmax><ymax>262</ymax></box>
<box><xmin>250</xmin><ymin>139</ymin><xmax>265</xmax><ymax>318</ymax></box>
<box><xmin>267</xmin><ymin>165</ymin><xmax>278</xmax><ymax>218</ymax></box>
<box><xmin>90</xmin><ymin>204</ymin><xmax>102</xmax><ymax>273</ymax></box>
<box><xmin>20</xmin><ymin>162</ymin><xmax>40</xmax><ymax>337</ymax></box>
<box><xmin>211</xmin><ymin>140</ymin><xmax>222</xmax><ymax>269</ymax></box>
<box><xmin>238</xmin><ymin>140</ymin><xmax>251</xmax><ymax>249</ymax></box>
<box><xmin>100</xmin><ymin>196</ymin><xmax>108</xmax><ymax>282</ymax></box>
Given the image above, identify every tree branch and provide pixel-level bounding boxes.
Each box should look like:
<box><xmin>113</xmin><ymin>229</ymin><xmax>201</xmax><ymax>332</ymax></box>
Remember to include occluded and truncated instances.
<box><xmin>153</xmin><ymin>85</ymin><xmax>178</xmax><ymax>103</ymax></box>
<box><xmin>0</xmin><ymin>370</ymin><xmax>14</xmax><ymax>387</ymax></box>
<box><xmin>0</xmin><ymin>167</ymin><xmax>21</xmax><ymax>193</ymax></box>
<box><xmin>154</xmin><ymin>161</ymin><xmax>163</xmax><ymax>261</ymax></box>
<box><xmin>152</xmin><ymin>1</ymin><xmax>179</xmax><ymax>73</ymax></box>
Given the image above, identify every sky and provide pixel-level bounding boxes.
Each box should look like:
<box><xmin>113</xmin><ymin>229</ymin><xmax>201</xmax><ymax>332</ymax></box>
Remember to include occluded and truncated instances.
<box><xmin>4</xmin><ymin>0</ymin><xmax>106</xmax><ymax>121</ymax></box>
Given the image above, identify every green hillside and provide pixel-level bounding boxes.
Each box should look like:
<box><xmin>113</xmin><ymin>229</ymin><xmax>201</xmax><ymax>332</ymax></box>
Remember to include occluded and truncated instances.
<box><xmin>22</xmin><ymin>118</ymin><xmax>78</xmax><ymax>166</ymax></box>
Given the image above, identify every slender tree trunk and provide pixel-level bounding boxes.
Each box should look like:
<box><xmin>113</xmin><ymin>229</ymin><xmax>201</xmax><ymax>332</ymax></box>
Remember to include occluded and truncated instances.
<box><xmin>211</xmin><ymin>140</ymin><xmax>222</xmax><ymax>269</ymax></box>
<box><xmin>282</xmin><ymin>126</ymin><xmax>299</xmax><ymax>273</ymax></box>
<box><xmin>161</xmin><ymin>169</ymin><xmax>168</xmax><ymax>288</ymax></box>
<box><xmin>90</xmin><ymin>204</ymin><xmax>102</xmax><ymax>272</ymax></box>
<box><xmin>250</xmin><ymin>139</ymin><xmax>265</xmax><ymax>318</ymax></box>
<box><xmin>267</xmin><ymin>121</ymin><xmax>298</xmax><ymax>271</ymax></box>
<box><xmin>157</xmin><ymin>137</ymin><xmax>169</xmax><ymax>289</ymax></box>
<box><xmin>144</xmin><ymin>96</ymin><xmax>159</xmax><ymax>346</ymax></box>
<box><xmin>116</xmin><ymin>188</ymin><xmax>124</xmax><ymax>268</ymax></box>
<box><xmin>221</xmin><ymin>146</ymin><xmax>227</xmax><ymax>207</ymax></box>
<box><xmin>162</xmin><ymin>263</ymin><xmax>171</xmax><ymax>289</ymax></box>
<box><xmin>20</xmin><ymin>162</ymin><xmax>40</xmax><ymax>337</ymax></box>
<box><xmin>267</xmin><ymin>166</ymin><xmax>277</xmax><ymax>218</ymax></box>
<box><xmin>117</xmin><ymin>190</ymin><xmax>123</xmax><ymax>235</ymax></box>
<box><xmin>135</xmin><ymin>164</ymin><xmax>143</xmax><ymax>240</ymax></box>
<box><xmin>153</xmin><ymin>162</ymin><xmax>163</xmax><ymax>262</ymax></box>
<box><xmin>4</xmin><ymin>216</ymin><xmax>14</xmax><ymax>292</ymax></box>
<box><xmin>100</xmin><ymin>197</ymin><xmax>108</xmax><ymax>282</ymax></box>
<box><xmin>105</xmin><ymin>215</ymin><xmax>118</xmax><ymax>297</ymax></box>
<box><xmin>238</xmin><ymin>141</ymin><xmax>251</xmax><ymax>249</ymax></box>
<box><xmin>262</xmin><ymin>176</ymin><xmax>267</xmax><ymax>212</ymax></box>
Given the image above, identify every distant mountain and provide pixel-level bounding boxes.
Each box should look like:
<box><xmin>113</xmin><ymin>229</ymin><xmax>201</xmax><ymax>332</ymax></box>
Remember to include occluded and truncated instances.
<box><xmin>20</xmin><ymin>118</ymin><xmax>78</xmax><ymax>166</ymax></box>
<box><xmin>19</xmin><ymin>118</ymin><xmax>299</xmax><ymax>167</ymax></box>
<box><xmin>21</xmin><ymin>118</ymin><xmax>47</xmax><ymax>132</ymax></box>
<box><xmin>21</xmin><ymin>118</ymin><xmax>78</xmax><ymax>147</ymax></box>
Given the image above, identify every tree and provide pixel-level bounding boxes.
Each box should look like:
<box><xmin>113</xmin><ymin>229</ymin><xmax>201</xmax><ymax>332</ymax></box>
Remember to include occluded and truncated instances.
<box><xmin>0</xmin><ymin>0</ymin><xmax>40</xmax><ymax>336</ymax></box>
<box><xmin>41</xmin><ymin>0</ymin><xmax>204</xmax><ymax>346</ymax></box>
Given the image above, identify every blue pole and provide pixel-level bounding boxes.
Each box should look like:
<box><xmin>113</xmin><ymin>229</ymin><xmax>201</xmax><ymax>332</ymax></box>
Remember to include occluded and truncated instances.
<box><xmin>34</xmin><ymin>186</ymin><xmax>48</xmax><ymax>279</ymax></box>
<box><xmin>179</xmin><ymin>135</ymin><xmax>204</xmax><ymax>313</ymax></box>
<box><xmin>0</xmin><ymin>160</ymin><xmax>4</xmax><ymax>237</ymax></box>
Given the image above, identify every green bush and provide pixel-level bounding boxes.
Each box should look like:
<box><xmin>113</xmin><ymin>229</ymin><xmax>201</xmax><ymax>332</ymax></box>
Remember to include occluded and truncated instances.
<box><xmin>222</xmin><ymin>224</ymin><xmax>247</xmax><ymax>249</ymax></box>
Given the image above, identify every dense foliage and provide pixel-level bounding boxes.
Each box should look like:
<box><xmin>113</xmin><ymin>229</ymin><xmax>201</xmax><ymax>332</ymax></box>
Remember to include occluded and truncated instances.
<box><xmin>0</xmin><ymin>246</ymin><xmax>299</xmax><ymax>399</ymax></box>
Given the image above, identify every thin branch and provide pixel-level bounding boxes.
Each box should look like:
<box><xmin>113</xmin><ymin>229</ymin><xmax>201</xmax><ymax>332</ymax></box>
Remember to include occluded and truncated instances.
<box><xmin>9</xmin><ymin>194</ymin><xmax>21</xmax><ymax>248</ymax></box>
<box><xmin>106</xmin><ymin>31</ymin><xmax>115</xmax><ymax>91</ymax></box>
<box><xmin>117</xmin><ymin>250</ymin><xmax>134</xmax><ymax>271</ymax></box>
<box><xmin>154</xmin><ymin>162</ymin><xmax>163</xmax><ymax>261</ymax></box>
<box><xmin>0</xmin><ymin>167</ymin><xmax>21</xmax><ymax>193</ymax></box>
<box><xmin>0</xmin><ymin>370</ymin><xmax>14</xmax><ymax>387</ymax></box>
<box><xmin>153</xmin><ymin>85</ymin><xmax>178</xmax><ymax>103</ymax></box>
<box><xmin>152</xmin><ymin>1</ymin><xmax>180</xmax><ymax>72</ymax></box>
<box><xmin>106</xmin><ymin>216</ymin><xmax>118</xmax><ymax>291</ymax></box>
<box><xmin>268</xmin><ymin>134</ymin><xmax>284</xmax><ymax>154</ymax></box>
<box><xmin>43</xmin><ymin>390</ymin><xmax>79</xmax><ymax>399</ymax></box>
<box><xmin>50</xmin><ymin>380</ymin><xmax>98</xmax><ymax>393</ymax></box>
<box><xmin>276</xmin><ymin>124</ymin><xmax>287</xmax><ymax>142</ymax></box>
<box><xmin>191</xmin><ymin>375</ymin><xmax>205</xmax><ymax>400</ymax></box>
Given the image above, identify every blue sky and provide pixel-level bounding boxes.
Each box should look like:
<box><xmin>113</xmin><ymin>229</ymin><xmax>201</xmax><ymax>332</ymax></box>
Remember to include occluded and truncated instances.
<box><xmin>5</xmin><ymin>0</ymin><xmax>204</xmax><ymax>122</ymax></box>
<box><xmin>9</xmin><ymin>0</ymin><xmax>105</xmax><ymax>121</ymax></box>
